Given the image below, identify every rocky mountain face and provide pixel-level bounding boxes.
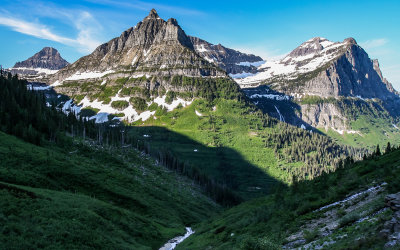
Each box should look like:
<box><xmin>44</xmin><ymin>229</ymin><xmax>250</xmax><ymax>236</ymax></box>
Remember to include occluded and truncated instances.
<box><xmin>238</xmin><ymin>37</ymin><xmax>400</xmax><ymax>138</ymax></box>
<box><xmin>47</xmin><ymin>9</ymin><xmax>242</xmax><ymax>123</ymax></box>
<box><xmin>51</xmin><ymin>9</ymin><xmax>225</xmax><ymax>83</ymax></box>
<box><xmin>238</xmin><ymin>37</ymin><xmax>396</xmax><ymax>99</ymax></box>
<box><xmin>10</xmin><ymin>47</ymin><xmax>69</xmax><ymax>77</ymax></box>
<box><xmin>189</xmin><ymin>36</ymin><xmax>264</xmax><ymax>75</ymax></box>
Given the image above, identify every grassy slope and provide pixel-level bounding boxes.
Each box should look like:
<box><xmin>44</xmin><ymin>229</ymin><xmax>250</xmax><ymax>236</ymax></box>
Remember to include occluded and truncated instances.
<box><xmin>129</xmin><ymin>99</ymin><xmax>306</xmax><ymax>200</ymax></box>
<box><xmin>0</xmin><ymin>131</ymin><xmax>219</xmax><ymax>249</ymax></box>
<box><xmin>178</xmin><ymin>148</ymin><xmax>400</xmax><ymax>249</ymax></box>
<box><xmin>323</xmin><ymin>116</ymin><xmax>400</xmax><ymax>150</ymax></box>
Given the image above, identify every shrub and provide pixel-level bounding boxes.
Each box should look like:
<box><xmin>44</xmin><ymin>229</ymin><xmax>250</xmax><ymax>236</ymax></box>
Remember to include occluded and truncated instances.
<box><xmin>148</xmin><ymin>102</ymin><xmax>158</xmax><ymax>111</ymax></box>
<box><xmin>303</xmin><ymin>229</ymin><xmax>319</xmax><ymax>243</ymax></box>
<box><xmin>111</xmin><ymin>100</ymin><xmax>129</xmax><ymax>111</ymax></box>
<box><xmin>129</xmin><ymin>97</ymin><xmax>147</xmax><ymax>113</ymax></box>
<box><xmin>339</xmin><ymin>213</ymin><xmax>360</xmax><ymax>227</ymax></box>
<box><xmin>165</xmin><ymin>91</ymin><xmax>176</xmax><ymax>104</ymax></box>
<box><xmin>80</xmin><ymin>108</ymin><xmax>99</xmax><ymax>117</ymax></box>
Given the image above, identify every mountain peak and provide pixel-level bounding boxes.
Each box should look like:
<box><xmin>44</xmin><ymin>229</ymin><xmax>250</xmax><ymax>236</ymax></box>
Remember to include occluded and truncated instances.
<box><xmin>288</xmin><ymin>37</ymin><xmax>334</xmax><ymax>58</ymax></box>
<box><xmin>167</xmin><ymin>18</ymin><xmax>178</xmax><ymax>26</ymax></box>
<box><xmin>13</xmin><ymin>47</ymin><xmax>69</xmax><ymax>70</ymax></box>
<box><xmin>344</xmin><ymin>37</ymin><xmax>357</xmax><ymax>45</ymax></box>
<box><xmin>145</xmin><ymin>8</ymin><xmax>160</xmax><ymax>20</ymax></box>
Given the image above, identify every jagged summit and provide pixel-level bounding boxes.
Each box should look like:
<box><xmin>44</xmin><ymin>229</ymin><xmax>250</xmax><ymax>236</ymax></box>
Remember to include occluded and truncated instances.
<box><xmin>344</xmin><ymin>37</ymin><xmax>357</xmax><ymax>45</ymax></box>
<box><xmin>189</xmin><ymin>36</ymin><xmax>264</xmax><ymax>75</ymax></box>
<box><xmin>288</xmin><ymin>37</ymin><xmax>335</xmax><ymax>58</ymax></box>
<box><xmin>48</xmin><ymin>9</ymin><xmax>233</xmax><ymax>122</ymax></box>
<box><xmin>51</xmin><ymin>9</ymin><xmax>222</xmax><ymax>85</ymax></box>
<box><xmin>145</xmin><ymin>8</ymin><xmax>159</xmax><ymax>19</ymax></box>
<box><xmin>236</xmin><ymin>36</ymin><xmax>397</xmax><ymax>101</ymax></box>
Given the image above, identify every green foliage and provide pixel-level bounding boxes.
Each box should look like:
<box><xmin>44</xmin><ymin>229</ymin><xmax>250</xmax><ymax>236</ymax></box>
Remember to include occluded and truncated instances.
<box><xmin>0</xmin><ymin>75</ymin><xmax>96</xmax><ymax>145</ymax></box>
<box><xmin>129</xmin><ymin>97</ymin><xmax>147</xmax><ymax>113</ymax></box>
<box><xmin>80</xmin><ymin>107</ymin><xmax>99</xmax><ymax>117</ymax></box>
<box><xmin>299</xmin><ymin>95</ymin><xmax>336</xmax><ymax>105</ymax></box>
<box><xmin>339</xmin><ymin>212</ymin><xmax>360</xmax><ymax>227</ymax></box>
<box><xmin>165</xmin><ymin>91</ymin><xmax>176</xmax><ymax>104</ymax></box>
<box><xmin>120</xmin><ymin>86</ymin><xmax>150</xmax><ymax>100</ymax></box>
<box><xmin>303</xmin><ymin>229</ymin><xmax>319</xmax><ymax>243</ymax></box>
<box><xmin>0</xmin><ymin>131</ymin><xmax>219</xmax><ymax>249</ymax></box>
<box><xmin>110</xmin><ymin>100</ymin><xmax>129</xmax><ymax>111</ymax></box>
<box><xmin>179</xmin><ymin>147</ymin><xmax>400</xmax><ymax>249</ymax></box>
<box><xmin>148</xmin><ymin>102</ymin><xmax>158</xmax><ymax>111</ymax></box>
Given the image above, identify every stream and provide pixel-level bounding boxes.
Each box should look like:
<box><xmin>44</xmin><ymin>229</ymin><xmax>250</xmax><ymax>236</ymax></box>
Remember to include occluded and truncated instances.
<box><xmin>159</xmin><ymin>227</ymin><xmax>194</xmax><ymax>250</ymax></box>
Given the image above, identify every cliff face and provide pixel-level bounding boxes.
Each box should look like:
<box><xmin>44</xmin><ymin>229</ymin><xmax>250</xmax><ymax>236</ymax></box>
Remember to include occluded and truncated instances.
<box><xmin>239</xmin><ymin>37</ymin><xmax>400</xmax><ymax>135</ymax></box>
<box><xmin>43</xmin><ymin>9</ymin><xmax>244</xmax><ymax>123</ymax></box>
<box><xmin>278</xmin><ymin>41</ymin><xmax>397</xmax><ymax>100</ymax></box>
<box><xmin>189</xmin><ymin>36</ymin><xmax>264</xmax><ymax>75</ymax></box>
<box><xmin>50</xmin><ymin>9</ymin><xmax>226</xmax><ymax>86</ymax></box>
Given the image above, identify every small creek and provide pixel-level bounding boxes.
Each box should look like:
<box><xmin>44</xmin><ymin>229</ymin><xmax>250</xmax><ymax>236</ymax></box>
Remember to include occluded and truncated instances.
<box><xmin>159</xmin><ymin>227</ymin><xmax>194</xmax><ymax>250</ymax></box>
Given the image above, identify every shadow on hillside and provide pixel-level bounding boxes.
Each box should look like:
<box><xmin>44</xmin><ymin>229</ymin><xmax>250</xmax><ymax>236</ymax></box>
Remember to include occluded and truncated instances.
<box><xmin>243</xmin><ymin>85</ymin><xmax>316</xmax><ymax>131</ymax></box>
<box><xmin>128</xmin><ymin>125</ymin><xmax>285</xmax><ymax>201</ymax></box>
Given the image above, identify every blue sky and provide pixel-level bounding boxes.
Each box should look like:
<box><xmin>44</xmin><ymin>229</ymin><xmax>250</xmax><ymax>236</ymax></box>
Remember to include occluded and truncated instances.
<box><xmin>0</xmin><ymin>0</ymin><xmax>399</xmax><ymax>90</ymax></box>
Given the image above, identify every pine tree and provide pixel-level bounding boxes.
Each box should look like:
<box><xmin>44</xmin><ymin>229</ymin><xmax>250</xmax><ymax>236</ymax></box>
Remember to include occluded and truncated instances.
<box><xmin>375</xmin><ymin>144</ymin><xmax>381</xmax><ymax>156</ymax></box>
<box><xmin>386</xmin><ymin>142</ymin><xmax>391</xmax><ymax>153</ymax></box>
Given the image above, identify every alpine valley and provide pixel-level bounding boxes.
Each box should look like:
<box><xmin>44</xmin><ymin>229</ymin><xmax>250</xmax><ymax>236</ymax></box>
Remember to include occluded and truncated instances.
<box><xmin>1</xmin><ymin>8</ymin><xmax>400</xmax><ymax>250</ymax></box>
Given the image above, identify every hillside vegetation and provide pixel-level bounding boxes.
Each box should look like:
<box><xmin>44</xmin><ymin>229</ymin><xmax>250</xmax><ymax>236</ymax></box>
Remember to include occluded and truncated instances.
<box><xmin>178</xmin><ymin>146</ymin><xmax>400</xmax><ymax>249</ymax></box>
<box><xmin>0</xmin><ymin>74</ymin><xmax>220</xmax><ymax>249</ymax></box>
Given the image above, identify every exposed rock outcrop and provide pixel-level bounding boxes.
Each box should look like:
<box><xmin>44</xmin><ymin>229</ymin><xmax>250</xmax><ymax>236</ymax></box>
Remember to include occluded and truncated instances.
<box><xmin>238</xmin><ymin>37</ymin><xmax>400</xmax><ymax>134</ymax></box>
<box><xmin>299</xmin><ymin>103</ymin><xmax>347</xmax><ymax>130</ymax></box>
<box><xmin>189</xmin><ymin>36</ymin><xmax>264</xmax><ymax>75</ymax></box>
<box><xmin>50</xmin><ymin>8</ymin><xmax>227</xmax><ymax>86</ymax></box>
<box><xmin>380</xmin><ymin>193</ymin><xmax>400</xmax><ymax>248</ymax></box>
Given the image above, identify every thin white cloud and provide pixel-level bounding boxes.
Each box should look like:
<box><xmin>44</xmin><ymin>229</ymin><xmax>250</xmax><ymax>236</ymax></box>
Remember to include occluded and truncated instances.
<box><xmin>0</xmin><ymin>16</ymin><xmax>75</xmax><ymax>44</ymax></box>
<box><xmin>0</xmin><ymin>12</ymin><xmax>102</xmax><ymax>53</ymax></box>
<box><xmin>360</xmin><ymin>38</ymin><xmax>388</xmax><ymax>49</ymax></box>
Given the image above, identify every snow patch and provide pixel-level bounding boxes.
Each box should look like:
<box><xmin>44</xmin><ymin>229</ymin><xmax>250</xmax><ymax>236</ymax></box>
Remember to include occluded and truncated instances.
<box><xmin>249</xmin><ymin>94</ymin><xmax>290</xmax><ymax>101</ymax></box>
<box><xmin>65</xmin><ymin>70</ymin><xmax>114</xmax><ymax>81</ymax></box>
<box><xmin>27</xmin><ymin>84</ymin><xmax>51</xmax><ymax>91</ymax></box>
<box><xmin>236</xmin><ymin>39</ymin><xmax>347</xmax><ymax>87</ymax></box>
<box><xmin>51</xmin><ymin>80</ymin><xmax>61</xmax><ymax>87</ymax></box>
<box><xmin>195</xmin><ymin>44</ymin><xmax>209</xmax><ymax>53</ymax></box>
<box><xmin>131</xmin><ymin>55</ymin><xmax>138</xmax><ymax>65</ymax></box>
<box><xmin>330</xmin><ymin>127</ymin><xmax>362</xmax><ymax>136</ymax></box>
<box><xmin>79</xmin><ymin>96</ymin><xmax>154</xmax><ymax>123</ymax></box>
<box><xmin>89</xmin><ymin>113</ymin><xmax>109</xmax><ymax>123</ymax></box>
<box><xmin>153</xmin><ymin>95</ymin><xmax>193</xmax><ymax>111</ymax></box>
<box><xmin>274</xmin><ymin>105</ymin><xmax>285</xmax><ymax>122</ymax></box>
<box><xmin>229</xmin><ymin>72</ymin><xmax>256</xmax><ymax>79</ymax></box>
<box><xmin>236</xmin><ymin>61</ymin><xmax>265</xmax><ymax>67</ymax></box>
<box><xmin>195</xmin><ymin>110</ymin><xmax>203</xmax><ymax>117</ymax></box>
<box><xmin>11</xmin><ymin>67</ymin><xmax>59</xmax><ymax>75</ymax></box>
<box><xmin>204</xmin><ymin>56</ymin><xmax>215</xmax><ymax>63</ymax></box>
<box><xmin>62</xmin><ymin>100</ymin><xmax>81</xmax><ymax>115</ymax></box>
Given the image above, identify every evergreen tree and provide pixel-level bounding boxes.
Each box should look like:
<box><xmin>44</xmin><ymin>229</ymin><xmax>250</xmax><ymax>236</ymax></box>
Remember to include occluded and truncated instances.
<box><xmin>375</xmin><ymin>144</ymin><xmax>381</xmax><ymax>156</ymax></box>
<box><xmin>386</xmin><ymin>142</ymin><xmax>392</xmax><ymax>153</ymax></box>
